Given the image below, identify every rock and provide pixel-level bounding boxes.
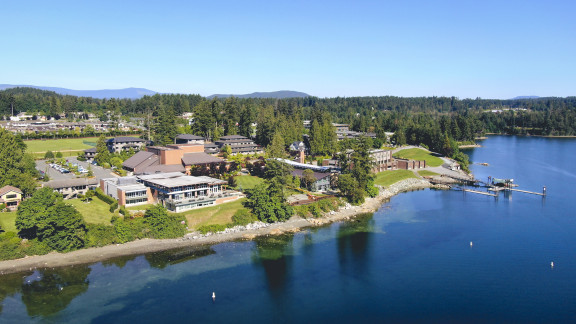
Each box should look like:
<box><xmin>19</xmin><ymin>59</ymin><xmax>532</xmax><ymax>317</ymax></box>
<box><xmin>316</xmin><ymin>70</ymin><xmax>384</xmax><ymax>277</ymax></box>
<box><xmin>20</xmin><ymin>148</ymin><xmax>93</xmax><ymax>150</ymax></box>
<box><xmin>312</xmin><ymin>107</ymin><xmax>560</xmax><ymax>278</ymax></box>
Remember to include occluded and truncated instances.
<box><xmin>243</xmin><ymin>234</ymin><xmax>257</xmax><ymax>240</ymax></box>
<box><xmin>269</xmin><ymin>228</ymin><xmax>283</xmax><ymax>235</ymax></box>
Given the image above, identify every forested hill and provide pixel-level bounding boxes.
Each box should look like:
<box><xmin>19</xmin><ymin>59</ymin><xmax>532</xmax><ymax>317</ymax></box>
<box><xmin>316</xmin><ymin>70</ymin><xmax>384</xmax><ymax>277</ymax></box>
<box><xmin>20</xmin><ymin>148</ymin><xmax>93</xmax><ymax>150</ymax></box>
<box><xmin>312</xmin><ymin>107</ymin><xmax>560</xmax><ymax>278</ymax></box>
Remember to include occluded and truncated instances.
<box><xmin>0</xmin><ymin>84</ymin><xmax>156</xmax><ymax>99</ymax></box>
<box><xmin>207</xmin><ymin>90</ymin><xmax>310</xmax><ymax>99</ymax></box>
<box><xmin>1</xmin><ymin>87</ymin><xmax>575</xmax><ymax>136</ymax></box>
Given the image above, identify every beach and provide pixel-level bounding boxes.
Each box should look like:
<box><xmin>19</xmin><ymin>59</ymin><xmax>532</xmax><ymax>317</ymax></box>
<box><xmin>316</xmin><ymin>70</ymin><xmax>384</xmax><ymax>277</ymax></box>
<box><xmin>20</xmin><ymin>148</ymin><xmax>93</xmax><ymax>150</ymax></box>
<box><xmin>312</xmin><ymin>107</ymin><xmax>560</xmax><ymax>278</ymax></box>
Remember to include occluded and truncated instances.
<box><xmin>0</xmin><ymin>178</ymin><xmax>443</xmax><ymax>274</ymax></box>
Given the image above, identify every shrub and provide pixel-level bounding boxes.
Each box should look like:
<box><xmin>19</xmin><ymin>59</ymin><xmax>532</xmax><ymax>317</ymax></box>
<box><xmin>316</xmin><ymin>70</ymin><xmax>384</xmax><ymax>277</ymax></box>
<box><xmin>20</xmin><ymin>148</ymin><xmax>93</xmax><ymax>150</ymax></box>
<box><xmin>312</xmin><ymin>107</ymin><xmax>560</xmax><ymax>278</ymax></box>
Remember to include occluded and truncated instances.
<box><xmin>119</xmin><ymin>206</ymin><xmax>128</xmax><ymax>216</ymax></box>
<box><xmin>109</xmin><ymin>202</ymin><xmax>119</xmax><ymax>213</ymax></box>
<box><xmin>197</xmin><ymin>224</ymin><xmax>229</xmax><ymax>235</ymax></box>
<box><xmin>44</xmin><ymin>151</ymin><xmax>55</xmax><ymax>159</ymax></box>
<box><xmin>55</xmin><ymin>151</ymin><xmax>63</xmax><ymax>158</ymax></box>
<box><xmin>86</xmin><ymin>224</ymin><xmax>119</xmax><ymax>247</ymax></box>
<box><xmin>232</xmin><ymin>209</ymin><xmax>257</xmax><ymax>226</ymax></box>
<box><xmin>95</xmin><ymin>188</ymin><xmax>116</xmax><ymax>205</ymax></box>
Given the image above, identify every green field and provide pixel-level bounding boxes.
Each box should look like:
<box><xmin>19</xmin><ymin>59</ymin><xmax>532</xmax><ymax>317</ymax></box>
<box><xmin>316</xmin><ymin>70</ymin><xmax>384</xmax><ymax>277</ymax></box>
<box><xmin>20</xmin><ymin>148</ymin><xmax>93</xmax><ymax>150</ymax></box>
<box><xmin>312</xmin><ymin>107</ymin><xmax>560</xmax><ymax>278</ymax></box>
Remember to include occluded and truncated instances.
<box><xmin>393</xmin><ymin>148</ymin><xmax>444</xmax><ymax>167</ymax></box>
<box><xmin>24</xmin><ymin>137</ymin><xmax>103</xmax><ymax>155</ymax></box>
<box><xmin>0</xmin><ymin>212</ymin><xmax>18</xmax><ymax>232</ymax></box>
<box><xmin>66</xmin><ymin>198</ymin><xmax>114</xmax><ymax>225</ymax></box>
<box><xmin>418</xmin><ymin>170</ymin><xmax>439</xmax><ymax>177</ymax></box>
<box><xmin>234</xmin><ymin>175</ymin><xmax>265</xmax><ymax>191</ymax></box>
<box><xmin>374</xmin><ymin>170</ymin><xmax>418</xmax><ymax>187</ymax></box>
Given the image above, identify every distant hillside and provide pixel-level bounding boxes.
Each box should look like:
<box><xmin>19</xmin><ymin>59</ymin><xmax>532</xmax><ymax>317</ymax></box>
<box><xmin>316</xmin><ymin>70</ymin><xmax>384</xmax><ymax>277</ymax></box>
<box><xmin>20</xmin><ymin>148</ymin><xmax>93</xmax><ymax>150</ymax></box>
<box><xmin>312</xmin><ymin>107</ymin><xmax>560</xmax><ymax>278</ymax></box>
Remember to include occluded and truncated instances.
<box><xmin>208</xmin><ymin>90</ymin><xmax>310</xmax><ymax>99</ymax></box>
<box><xmin>0</xmin><ymin>84</ymin><xmax>156</xmax><ymax>99</ymax></box>
<box><xmin>511</xmin><ymin>96</ymin><xmax>540</xmax><ymax>100</ymax></box>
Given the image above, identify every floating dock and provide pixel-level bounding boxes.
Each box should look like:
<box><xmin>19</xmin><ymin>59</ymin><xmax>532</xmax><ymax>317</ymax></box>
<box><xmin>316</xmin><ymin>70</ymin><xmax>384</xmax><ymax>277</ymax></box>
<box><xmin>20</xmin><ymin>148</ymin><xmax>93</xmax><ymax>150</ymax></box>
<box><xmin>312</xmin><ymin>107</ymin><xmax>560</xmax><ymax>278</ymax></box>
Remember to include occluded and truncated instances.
<box><xmin>462</xmin><ymin>188</ymin><xmax>498</xmax><ymax>197</ymax></box>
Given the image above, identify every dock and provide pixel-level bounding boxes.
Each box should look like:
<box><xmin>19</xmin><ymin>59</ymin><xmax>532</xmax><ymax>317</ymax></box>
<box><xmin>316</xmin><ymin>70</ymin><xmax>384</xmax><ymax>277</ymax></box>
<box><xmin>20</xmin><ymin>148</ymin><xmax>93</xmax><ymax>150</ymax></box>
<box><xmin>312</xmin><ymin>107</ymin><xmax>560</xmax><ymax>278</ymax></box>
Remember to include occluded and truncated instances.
<box><xmin>508</xmin><ymin>188</ymin><xmax>546</xmax><ymax>196</ymax></box>
<box><xmin>462</xmin><ymin>188</ymin><xmax>498</xmax><ymax>197</ymax></box>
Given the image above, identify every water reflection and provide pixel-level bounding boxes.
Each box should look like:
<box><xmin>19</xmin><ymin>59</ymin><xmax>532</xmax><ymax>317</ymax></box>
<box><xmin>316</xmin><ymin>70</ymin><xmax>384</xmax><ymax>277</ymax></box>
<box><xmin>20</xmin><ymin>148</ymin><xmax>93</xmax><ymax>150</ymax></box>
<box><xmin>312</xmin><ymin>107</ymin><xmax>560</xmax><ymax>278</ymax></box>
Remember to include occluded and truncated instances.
<box><xmin>144</xmin><ymin>246</ymin><xmax>216</xmax><ymax>269</ymax></box>
<box><xmin>337</xmin><ymin>213</ymin><xmax>375</xmax><ymax>275</ymax></box>
<box><xmin>0</xmin><ymin>265</ymin><xmax>91</xmax><ymax>318</ymax></box>
<box><xmin>253</xmin><ymin>235</ymin><xmax>294</xmax><ymax>293</ymax></box>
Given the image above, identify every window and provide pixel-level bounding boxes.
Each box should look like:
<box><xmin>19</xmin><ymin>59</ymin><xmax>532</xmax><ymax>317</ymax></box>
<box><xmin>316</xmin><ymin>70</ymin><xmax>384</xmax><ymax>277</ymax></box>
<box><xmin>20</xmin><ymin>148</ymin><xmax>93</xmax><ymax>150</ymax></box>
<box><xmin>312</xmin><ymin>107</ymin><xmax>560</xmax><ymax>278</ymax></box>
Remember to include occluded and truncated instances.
<box><xmin>5</xmin><ymin>194</ymin><xmax>17</xmax><ymax>199</ymax></box>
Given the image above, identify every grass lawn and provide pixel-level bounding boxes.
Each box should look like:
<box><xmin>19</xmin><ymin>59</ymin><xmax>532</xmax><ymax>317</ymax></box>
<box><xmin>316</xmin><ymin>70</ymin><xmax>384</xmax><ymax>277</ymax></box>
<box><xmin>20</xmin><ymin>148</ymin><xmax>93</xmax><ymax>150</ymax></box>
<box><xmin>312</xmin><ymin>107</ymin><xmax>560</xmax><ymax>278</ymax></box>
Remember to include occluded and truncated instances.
<box><xmin>25</xmin><ymin>137</ymin><xmax>103</xmax><ymax>155</ymax></box>
<box><xmin>234</xmin><ymin>175</ymin><xmax>264</xmax><ymax>191</ymax></box>
<box><xmin>375</xmin><ymin>170</ymin><xmax>418</xmax><ymax>187</ymax></box>
<box><xmin>0</xmin><ymin>212</ymin><xmax>17</xmax><ymax>232</ymax></box>
<box><xmin>393</xmin><ymin>148</ymin><xmax>444</xmax><ymax>167</ymax></box>
<box><xmin>418</xmin><ymin>170</ymin><xmax>439</xmax><ymax>177</ymax></box>
<box><xmin>66</xmin><ymin>198</ymin><xmax>115</xmax><ymax>225</ymax></box>
<box><xmin>181</xmin><ymin>199</ymin><xmax>247</xmax><ymax>230</ymax></box>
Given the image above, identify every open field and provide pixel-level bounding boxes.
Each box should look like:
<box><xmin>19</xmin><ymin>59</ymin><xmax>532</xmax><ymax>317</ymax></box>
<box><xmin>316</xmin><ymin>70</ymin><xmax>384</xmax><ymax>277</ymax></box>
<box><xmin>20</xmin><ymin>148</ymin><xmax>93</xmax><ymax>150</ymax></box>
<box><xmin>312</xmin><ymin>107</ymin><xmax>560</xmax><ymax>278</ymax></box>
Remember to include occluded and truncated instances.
<box><xmin>66</xmin><ymin>198</ymin><xmax>114</xmax><ymax>225</ymax></box>
<box><xmin>393</xmin><ymin>148</ymin><xmax>444</xmax><ymax>167</ymax></box>
<box><xmin>418</xmin><ymin>170</ymin><xmax>439</xmax><ymax>177</ymax></box>
<box><xmin>234</xmin><ymin>175</ymin><xmax>264</xmax><ymax>191</ymax></box>
<box><xmin>182</xmin><ymin>199</ymin><xmax>247</xmax><ymax>229</ymax></box>
<box><xmin>375</xmin><ymin>170</ymin><xmax>418</xmax><ymax>187</ymax></box>
<box><xmin>24</xmin><ymin>137</ymin><xmax>103</xmax><ymax>155</ymax></box>
<box><xmin>0</xmin><ymin>212</ymin><xmax>17</xmax><ymax>232</ymax></box>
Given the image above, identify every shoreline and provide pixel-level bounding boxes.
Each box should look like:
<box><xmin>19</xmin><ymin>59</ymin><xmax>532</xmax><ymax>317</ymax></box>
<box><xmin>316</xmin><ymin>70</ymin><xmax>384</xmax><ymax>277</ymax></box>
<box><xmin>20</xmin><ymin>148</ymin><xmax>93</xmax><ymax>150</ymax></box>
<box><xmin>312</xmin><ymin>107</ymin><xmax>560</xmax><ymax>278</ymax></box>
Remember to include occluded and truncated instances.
<box><xmin>0</xmin><ymin>178</ymin><xmax>440</xmax><ymax>275</ymax></box>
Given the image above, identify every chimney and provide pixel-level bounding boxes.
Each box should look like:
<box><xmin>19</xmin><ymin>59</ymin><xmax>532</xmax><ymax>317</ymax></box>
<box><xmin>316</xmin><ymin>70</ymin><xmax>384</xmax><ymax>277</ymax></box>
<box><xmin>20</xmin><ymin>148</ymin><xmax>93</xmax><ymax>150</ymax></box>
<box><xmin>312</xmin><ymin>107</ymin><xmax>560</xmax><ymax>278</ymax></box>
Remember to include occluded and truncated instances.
<box><xmin>299</xmin><ymin>149</ymin><xmax>305</xmax><ymax>164</ymax></box>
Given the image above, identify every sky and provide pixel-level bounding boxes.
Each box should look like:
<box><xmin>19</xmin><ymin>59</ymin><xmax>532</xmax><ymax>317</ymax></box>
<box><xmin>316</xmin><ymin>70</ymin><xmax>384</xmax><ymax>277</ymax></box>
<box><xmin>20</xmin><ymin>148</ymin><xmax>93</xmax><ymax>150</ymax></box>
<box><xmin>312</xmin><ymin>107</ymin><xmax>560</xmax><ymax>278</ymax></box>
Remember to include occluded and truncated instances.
<box><xmin>3</xmin><ymin>0</ymin><xmax>576</xmax><ymax>99</ymax></box>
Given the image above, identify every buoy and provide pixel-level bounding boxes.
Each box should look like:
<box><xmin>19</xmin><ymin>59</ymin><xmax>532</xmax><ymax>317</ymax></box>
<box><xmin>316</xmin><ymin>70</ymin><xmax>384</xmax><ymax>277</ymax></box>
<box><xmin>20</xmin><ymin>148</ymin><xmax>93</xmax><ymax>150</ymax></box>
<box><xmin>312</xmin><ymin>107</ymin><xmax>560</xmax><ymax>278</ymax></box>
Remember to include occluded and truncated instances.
<box><xmin>470</xmin><ymin>241</ymin><xmax>473</xmax><ymax>247</ymax></box>
<box><xmin>212</xmin><ymin>292</ymin><xmax>216</xmax><ymax>301</ymax></box>
<box><xmin>551</xmin><ymin>261</ymin><xmax>554</xmax><ymax>268</ymax></box>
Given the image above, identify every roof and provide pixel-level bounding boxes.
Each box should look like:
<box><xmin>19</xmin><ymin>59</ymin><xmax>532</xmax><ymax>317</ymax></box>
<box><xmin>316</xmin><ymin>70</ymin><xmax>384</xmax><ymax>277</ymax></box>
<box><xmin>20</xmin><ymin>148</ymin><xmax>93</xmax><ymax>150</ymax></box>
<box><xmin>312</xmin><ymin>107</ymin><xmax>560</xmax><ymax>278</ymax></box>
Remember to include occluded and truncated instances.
<box><xmin>204</xmin><ymin>143</ymin><xmax>218</xmax><ymax>148</ymax></box>
<box><xmin>291</xmin><ymin>169</ymin><xmax>331</xmax><ymax>181</ymax></box>
<box><xmin>176</xmin><ymin>134</ymin><xmax>204</xmax><ymax>140</ymax></box>
<box><xmin>122</xmin><ymin>151</ymin><xmax>159</xmax><ymax>170</ymax></box>
<box><xmin>0</xmin><ymin>185</ymin><xmax>22</xmax><ymax>196</ymax></box>
<box><xmin>181</xmin><ymin>152</ymin><xmax>224</xmax><ymax>165</ymax></box>
<box><xmin>84</xmin><ymin>147</ymin><xmax>97</xmax><ymax>153</ymax></box>
<box><xmin>107</xmin><ymin>136</ymin><xmax>146</xmax><ymax>143</ymax></box>
<box><xmin>138</xmin><ymin>172</ymin><xmax>227</xmax><ymax>187</ymax></box>
<box><xmin>44</xmin><ymin>178</ymin><xmax>99</xmax><ymax>189</ymax></box>
<box><xmin>218</xmin><ymin>135</ymin><xmax>249</xmax><ymax>140</ymax></box>
<box><xmin>140</xmin><ymin>164</ymin><xmax>186</xmax><ymax>174</ymax></box>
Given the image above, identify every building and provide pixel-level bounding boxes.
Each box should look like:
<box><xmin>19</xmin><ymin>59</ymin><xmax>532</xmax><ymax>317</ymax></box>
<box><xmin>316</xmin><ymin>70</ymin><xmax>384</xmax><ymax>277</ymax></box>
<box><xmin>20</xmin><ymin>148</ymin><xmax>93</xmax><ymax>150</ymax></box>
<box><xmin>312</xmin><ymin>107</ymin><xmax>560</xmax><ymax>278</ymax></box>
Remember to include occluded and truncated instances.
<box><xmin>332</xmin><ymin>123</ymin><xmax>350</xmax><ymax>132</ymax></box>
<box><xmin>0</xmin><ymin>186</ymin><xmax>23</xmax><ymax>211</ymax></box>
<box><xmin>107</xmin><ymin>136</ymin><xmax>147</xmax><ymax>153</ymax></box>
<box><xmin>291</xmin><ymin>169</ymin><xmax>332</xmax><ymax>192</ymax></box>
<box><xmin>84</xmin><ymin>147</ymin><xmax>97</xmax><ymax>161</ymax></box>
<box><xmin>370</xmin><ymin>149</ymin><xmax>396</xmax><ymax>172</ymax></box>
<box><xmin>122</xmin><ymin>143</ymin><xmax>225</xmax><ymax>175</ymax></box>
<box><xmin>396</xmin><ymin>159</ymin><xmax>426</xmax><ymax>170</ymax></box>
<box><xmin>99</xmin><ymin>177</ymin><xmax>153</xmax><ymax>207</ymax></box>
<box><xmin>175</xmin><ymin>134</ymin><xmax>205</xmax><ymax>145</ymax></box>
<box><xmin>100</xmin><ymin>172</ymin><xmax>242</xmax><ymax>212</ymax></box>
<box><xmin>43</xmin><ymin>178</ymin><xmax>99</xmax><ymax>199</ymax></box>
<box><xmin>215</xmin><ymin>135</ymin><xmax>263</xmax><ymax>155</ymax></box>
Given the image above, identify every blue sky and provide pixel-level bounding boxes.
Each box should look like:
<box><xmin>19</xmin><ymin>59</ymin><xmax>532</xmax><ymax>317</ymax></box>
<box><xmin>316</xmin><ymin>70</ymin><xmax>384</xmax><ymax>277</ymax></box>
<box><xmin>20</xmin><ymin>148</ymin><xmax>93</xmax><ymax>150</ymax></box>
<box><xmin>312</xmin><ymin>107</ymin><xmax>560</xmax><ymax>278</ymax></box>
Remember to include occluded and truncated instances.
<box><xmin>3</xmin><ymin>0</ymin><xmax>575</xmax><ymax>99</ymax></box>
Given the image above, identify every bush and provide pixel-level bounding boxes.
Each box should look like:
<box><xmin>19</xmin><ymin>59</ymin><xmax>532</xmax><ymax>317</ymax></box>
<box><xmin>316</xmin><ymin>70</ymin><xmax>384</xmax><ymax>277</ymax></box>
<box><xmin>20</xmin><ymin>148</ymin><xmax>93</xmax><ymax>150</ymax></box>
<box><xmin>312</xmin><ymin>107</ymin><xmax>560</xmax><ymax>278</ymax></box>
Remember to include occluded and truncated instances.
<box><xmin>109</xmin><ymin>202</ymin><xmax>118</xmax><ymax>213</ymax></box>
<box><xmin>232</xmin><ymin>209</ymin><xmax>257</xmax><ymax>226</ymax></box>
<box><xmin>119</xmin><ymin>206</ymin><xmax>128</xmax><ymax>216</ymax></box>
<box><xmin>86</xmin><ymin>224</ymin><xmax>119</xmax><ymax>247</ymax></box>
<box><xmin>55</xmin><ymin>151</ymin><xmax>63</xmax><ymax>158</ymax></box>
<box><xmin>197</xmin><ymin>224</ymin><xmax>230</xmax><ymax>235</ymax></box>
<box><xmin>44</xmin><ymin>151</ymin><xmax>55</xmax><ymax>159</ymax></box>
<box><xmin>95</xmin><ymin>188</ymin><xmax>116</xmax><ymax>205</ymax></box>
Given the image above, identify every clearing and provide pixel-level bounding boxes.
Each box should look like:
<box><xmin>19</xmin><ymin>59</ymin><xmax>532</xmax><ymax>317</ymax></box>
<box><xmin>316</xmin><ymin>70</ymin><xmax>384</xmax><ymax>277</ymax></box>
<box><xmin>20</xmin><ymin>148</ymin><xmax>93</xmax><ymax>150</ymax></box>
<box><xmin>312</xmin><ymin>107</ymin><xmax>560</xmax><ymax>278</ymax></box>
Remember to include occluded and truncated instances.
<box><xmin>393</xmin><ymin>148</ymin><xmax>444</xmax><ymax>167</ymax></box>
<box><xmin>375</xmin><ymin>170</ymin><xmax>418</xmax><ymax>187</ymax></box>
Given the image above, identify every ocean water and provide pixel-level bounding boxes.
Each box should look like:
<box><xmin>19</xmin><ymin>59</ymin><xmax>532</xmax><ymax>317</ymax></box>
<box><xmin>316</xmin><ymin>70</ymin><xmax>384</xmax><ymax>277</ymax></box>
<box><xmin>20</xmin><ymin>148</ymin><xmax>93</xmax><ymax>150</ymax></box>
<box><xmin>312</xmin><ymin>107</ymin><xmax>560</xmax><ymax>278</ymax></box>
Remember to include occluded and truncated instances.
<box><xmin>0</xmin><ymin>135</ymin><xmax>575</xmax><ymax>323</ymax></box>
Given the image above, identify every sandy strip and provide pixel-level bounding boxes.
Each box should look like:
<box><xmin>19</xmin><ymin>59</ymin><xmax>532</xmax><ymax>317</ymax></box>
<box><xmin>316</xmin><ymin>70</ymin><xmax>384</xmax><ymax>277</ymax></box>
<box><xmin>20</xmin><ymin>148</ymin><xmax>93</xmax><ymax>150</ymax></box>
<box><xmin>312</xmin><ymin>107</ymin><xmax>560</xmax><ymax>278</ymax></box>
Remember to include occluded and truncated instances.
<box><xmin>0</xmin><ymin>178</ymin><xmax>438</xmax><ymax>274</ymax></box>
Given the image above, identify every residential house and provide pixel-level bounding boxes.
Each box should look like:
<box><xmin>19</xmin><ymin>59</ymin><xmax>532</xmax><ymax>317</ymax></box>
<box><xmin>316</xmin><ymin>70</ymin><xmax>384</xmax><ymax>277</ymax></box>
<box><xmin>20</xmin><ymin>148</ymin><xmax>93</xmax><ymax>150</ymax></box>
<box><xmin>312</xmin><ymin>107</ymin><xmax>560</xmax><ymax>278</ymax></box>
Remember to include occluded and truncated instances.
<box><xmin>0</xmin><ymin>186</ymin><xmax>23</xmax><ymax>211</ymax></box>
<box><xmin>43</xmin><ymin>178</ymin><xmax>99</xmax><ymax>199</ymax></box>
<box><xmin>84</xmin><ymin>147</ymin><xmax>97</xmax><ymax>161</ymax></box>
<box><xmin>291</xmin><ymin>169</ymin><xmax>332</xmax><ymax>192</ymax></box>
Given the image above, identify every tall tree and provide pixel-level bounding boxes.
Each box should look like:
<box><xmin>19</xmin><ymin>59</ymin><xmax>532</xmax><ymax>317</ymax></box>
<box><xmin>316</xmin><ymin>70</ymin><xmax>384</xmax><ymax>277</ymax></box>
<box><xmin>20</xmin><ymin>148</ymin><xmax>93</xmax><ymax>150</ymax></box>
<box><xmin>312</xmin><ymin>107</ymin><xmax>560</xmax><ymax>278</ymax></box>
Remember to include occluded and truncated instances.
<box><xmin>94</xmin><ymin>134</ymin><xmax>111</xmax><ymax>166</ymax></box>
<box><xmin>154</xmin><ymin>105</ymin><xmax>178</xmax><ymax>146</ymax></box>
<box><xmin>0</xmin><ymin>128</ymin><xmax>37</xmax><ymax>195</ymax></box>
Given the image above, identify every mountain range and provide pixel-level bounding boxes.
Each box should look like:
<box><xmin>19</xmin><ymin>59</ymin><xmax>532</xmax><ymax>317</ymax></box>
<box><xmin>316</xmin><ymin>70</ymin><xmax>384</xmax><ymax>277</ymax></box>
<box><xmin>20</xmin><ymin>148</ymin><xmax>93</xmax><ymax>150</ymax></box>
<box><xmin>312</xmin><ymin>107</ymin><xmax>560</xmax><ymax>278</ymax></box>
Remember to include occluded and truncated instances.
<box><xmin>0</xmin><ymin>84</ymin><xmax>156</xmax><ymax>99</ymax></box>
<box><xmin>0</xmin><ymin>84</ymin><xmax>311</xmax><ymax>99</ymax></box>
<box><xmin>207</xmin><ymin>91</ymin><xmax>310</xmax><ymax>99</ymax></box>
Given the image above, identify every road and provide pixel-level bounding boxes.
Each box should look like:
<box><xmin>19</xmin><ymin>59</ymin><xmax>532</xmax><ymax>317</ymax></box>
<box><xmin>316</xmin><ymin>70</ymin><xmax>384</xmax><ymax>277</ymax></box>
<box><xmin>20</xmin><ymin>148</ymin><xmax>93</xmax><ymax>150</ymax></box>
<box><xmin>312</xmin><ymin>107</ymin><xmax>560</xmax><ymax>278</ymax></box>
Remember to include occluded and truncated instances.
<box><xmin>36</xmin><ymin>157</ymin><xmax>117</xmax><ymax>181</ymax></box>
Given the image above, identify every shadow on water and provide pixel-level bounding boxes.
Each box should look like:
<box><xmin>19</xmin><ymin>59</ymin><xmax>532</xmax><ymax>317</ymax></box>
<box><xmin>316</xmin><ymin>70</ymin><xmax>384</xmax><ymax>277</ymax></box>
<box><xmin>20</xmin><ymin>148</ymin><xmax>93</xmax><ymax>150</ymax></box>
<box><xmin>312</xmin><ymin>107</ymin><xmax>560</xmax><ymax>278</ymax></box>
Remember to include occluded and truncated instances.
<box><xmin>337</xmin><ymin>213</ymin><xmax>375</xmax><ymax>275</ymax></box>
<box><xmin>253</xmin><ymin>234</ymin><xmax>294</xmax><ymax>295</ymax></box>
<box><xmin>144</xmin><ymin>245</ymin><xmax>216</xmax><ymax>269</ymax></box>
<box><xmin>0</xmin><ymin>265</ymin><xmax>91</xmax><ymax>318</ymax></box>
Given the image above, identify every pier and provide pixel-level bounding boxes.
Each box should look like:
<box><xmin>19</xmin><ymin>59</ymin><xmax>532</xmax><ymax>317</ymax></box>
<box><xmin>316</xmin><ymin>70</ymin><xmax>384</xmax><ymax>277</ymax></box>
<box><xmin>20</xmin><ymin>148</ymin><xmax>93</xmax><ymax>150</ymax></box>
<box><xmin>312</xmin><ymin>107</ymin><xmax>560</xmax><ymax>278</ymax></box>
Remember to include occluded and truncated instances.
<box><xmin>508</xmin><ymin>188</ymin><xmax>546</xmax><ymax>196</ymax></box>
<box><xmin>462</xmin><ymin>188</ymin><xmax>498</xmax><ymax>197</ymax></box>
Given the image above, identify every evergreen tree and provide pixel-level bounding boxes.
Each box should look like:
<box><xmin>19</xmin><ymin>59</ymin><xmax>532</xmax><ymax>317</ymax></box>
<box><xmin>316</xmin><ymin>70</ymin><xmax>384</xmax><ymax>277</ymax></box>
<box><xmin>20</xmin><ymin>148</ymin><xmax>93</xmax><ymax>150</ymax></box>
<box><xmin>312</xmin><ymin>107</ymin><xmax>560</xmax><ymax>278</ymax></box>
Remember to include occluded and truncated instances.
<box><xmin>0</xmin><ymin>128</ymin><xmax>37</xmax><ymax>195</ymax></box>
<box><xmin>154</xmin><ymin>105</ymin><xmax>178</xmax><ymax>146</ymax></box>
<box><xmin>94</xmin><ymin>134</ymin><xmax>111</xmax><ymax>166</ymax></box>
<box><xmin>267</xmin><ymin>132</ymin><xmax>286</xmax><ymax>158</ymax></box>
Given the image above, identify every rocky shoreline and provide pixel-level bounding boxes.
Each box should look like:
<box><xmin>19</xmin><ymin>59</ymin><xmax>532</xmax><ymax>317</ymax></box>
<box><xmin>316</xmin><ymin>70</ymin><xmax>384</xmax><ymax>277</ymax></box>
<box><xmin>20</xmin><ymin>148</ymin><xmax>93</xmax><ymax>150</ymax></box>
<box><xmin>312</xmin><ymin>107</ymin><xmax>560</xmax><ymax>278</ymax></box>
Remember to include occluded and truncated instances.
<box><xmin>0</xmin><ymin>178</ymin><xmax>443</xmax><ymax>274</ymax></box>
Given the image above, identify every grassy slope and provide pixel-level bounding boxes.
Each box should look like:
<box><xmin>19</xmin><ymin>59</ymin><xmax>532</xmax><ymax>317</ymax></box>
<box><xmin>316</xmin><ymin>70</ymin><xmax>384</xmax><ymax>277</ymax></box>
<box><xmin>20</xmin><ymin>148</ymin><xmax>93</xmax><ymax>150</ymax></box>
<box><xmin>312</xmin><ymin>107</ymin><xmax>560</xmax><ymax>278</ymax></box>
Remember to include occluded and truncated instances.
<box><xmin>374</xmin><ymin>170</ymin><xmax>418</xmax><ymax>187</ymax></box>
<box><xmin>0</xmin><ymin>212</ymin><xmax>17</xmax><ymax>232</ymax></box>
<box><xmin>418</xmin><ymin>170</ymin><xmax>439</xmax><ymax>177</ymax></box>
<box><xmin>393</xmin><ymin>148</ymin><xmax>444</xmax><ymax>167</ymax></box>
<box><xmin>66</xmin><ymin>198</ymin><xmax>114</xmax><ymax>225</ymax></box>
<box><xmin>24</xmin><ymin>137</ymin><xmax>103</xmax><ymax>154</ymax></box>
<box><xmin>235</xmin><ymin>175</ymin><xmax>264</xmax><ymax>191</ymax></box>
<box><xmin>182</xmin><ymin>199</ymin><xmax>247</xmax><ymax>229</ymax></box>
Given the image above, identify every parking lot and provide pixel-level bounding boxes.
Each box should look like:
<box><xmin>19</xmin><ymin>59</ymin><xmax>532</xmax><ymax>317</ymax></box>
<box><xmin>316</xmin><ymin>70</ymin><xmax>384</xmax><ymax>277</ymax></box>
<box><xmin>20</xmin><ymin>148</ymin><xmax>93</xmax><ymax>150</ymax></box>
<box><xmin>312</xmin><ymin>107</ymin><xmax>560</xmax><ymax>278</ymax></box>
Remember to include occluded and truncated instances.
<box><xmin>36</xmin><ymin>157</ymin><xmax>117</xmax><ymax>181</ymax></box>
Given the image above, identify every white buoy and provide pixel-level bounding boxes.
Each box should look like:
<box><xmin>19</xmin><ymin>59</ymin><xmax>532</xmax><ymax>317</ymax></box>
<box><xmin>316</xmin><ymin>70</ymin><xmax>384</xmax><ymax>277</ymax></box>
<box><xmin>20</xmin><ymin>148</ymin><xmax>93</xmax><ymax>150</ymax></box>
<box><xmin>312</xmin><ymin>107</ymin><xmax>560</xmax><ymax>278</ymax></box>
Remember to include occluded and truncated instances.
<box><xmin>470</xmin><ymin>241</ymin><xmax>473</xmax><ymax>247</ymax></box>
<box><xmin>212</xmin><ymin>292</ymin><xmax>216</xmax><ymax>301</ymax></box>
<box><xmin>551</xmin><ymin>261</ymin><xmax>554</xmax><ymax>268</ymax></box>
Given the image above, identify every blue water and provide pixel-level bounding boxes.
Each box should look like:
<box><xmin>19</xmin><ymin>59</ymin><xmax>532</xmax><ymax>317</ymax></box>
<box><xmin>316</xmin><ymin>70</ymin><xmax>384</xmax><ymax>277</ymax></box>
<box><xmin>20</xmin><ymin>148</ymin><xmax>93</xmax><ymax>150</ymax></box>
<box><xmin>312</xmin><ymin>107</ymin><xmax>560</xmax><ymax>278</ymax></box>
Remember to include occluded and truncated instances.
<box><xmin>1</xmin><ymin>136</ymin><xmax>576</xmax><ymax>323</ymax></box>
